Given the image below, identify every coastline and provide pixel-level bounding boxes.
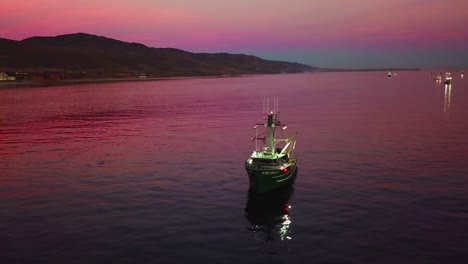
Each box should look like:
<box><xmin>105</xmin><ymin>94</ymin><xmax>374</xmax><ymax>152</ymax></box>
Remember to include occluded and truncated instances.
<box><xmin>0</xmin><ymin>69</ymin><xmax>422</xmax><ymax>89</ymax></box>
<box><xmin>0</xmin><ymin>75</ymin><xmax>243</xmax><ymax>89</ymax></box>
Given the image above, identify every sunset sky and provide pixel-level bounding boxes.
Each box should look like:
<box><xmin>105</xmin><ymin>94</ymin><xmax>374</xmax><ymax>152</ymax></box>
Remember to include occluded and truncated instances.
<box><xmin>1</xmin><ymin>0</ymin><xmax>467</xmax><ymax>69</ymax></box>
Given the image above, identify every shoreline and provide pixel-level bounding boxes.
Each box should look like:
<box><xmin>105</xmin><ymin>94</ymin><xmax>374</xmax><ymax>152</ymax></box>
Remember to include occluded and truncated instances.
<box><xmin>0</xmin><ymin>69</ymin><xmax>422</xmax><ymax>89</ymax></box>
<box><xmin>0</xmin><ymin>75</ymin><xmax>244</xmax><ymax>89</ymax></box>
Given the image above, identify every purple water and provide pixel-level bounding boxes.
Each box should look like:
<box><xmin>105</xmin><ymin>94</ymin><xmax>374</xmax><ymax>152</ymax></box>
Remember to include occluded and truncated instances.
<box><xmin>1</xmin><ymin>72</ymin><xmax>468</xmax><ymax>263</ymax></box>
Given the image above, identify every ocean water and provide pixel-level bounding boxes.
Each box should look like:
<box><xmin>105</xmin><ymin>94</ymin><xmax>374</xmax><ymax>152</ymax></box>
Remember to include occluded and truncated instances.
<box><xmin>1</xmin><ymin>72</ymin><xmax>468</xmax><ymax>263</ymax></box>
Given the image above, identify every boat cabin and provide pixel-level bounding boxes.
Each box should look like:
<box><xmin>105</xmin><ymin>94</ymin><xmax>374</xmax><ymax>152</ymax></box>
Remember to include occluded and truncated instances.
<box><xmin>249</xmin><ymin>152</ymin><xmax>289</xmax><ymax>166</ymax></box>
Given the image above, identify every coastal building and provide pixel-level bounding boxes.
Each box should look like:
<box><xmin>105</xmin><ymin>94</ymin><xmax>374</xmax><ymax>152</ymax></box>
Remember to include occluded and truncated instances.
<box><xmin>0</xmin><ymin>72</ymin><xmax>16</xmax><ymax>81</ymax></box>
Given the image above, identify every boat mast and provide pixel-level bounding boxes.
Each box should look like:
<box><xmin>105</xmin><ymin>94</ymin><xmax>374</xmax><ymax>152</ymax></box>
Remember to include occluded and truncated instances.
<box><xmin>256</xmin><ymin>97</ymin><xmax>280</xmax><ymax>155</ymax></box>
<box><xmin>264</xmin><ymin>97</ymin><xmax>280</xmax><ymax>155</ymax></box>
<box><xmin>265</xmin><ymin>111</ymin><xmax>276</xmax><ymax>155</ymax></box>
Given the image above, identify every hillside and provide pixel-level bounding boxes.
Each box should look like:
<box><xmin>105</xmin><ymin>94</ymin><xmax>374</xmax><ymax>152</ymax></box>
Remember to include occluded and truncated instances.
<box><xmin>0</xmin><ymin>33</ymin><xmax>316</xmax><ymax>80</ymax></box>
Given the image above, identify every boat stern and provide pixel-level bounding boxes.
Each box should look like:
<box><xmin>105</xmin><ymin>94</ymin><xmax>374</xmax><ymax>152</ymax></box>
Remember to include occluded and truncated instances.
<box><xmin>245</xmin><ymin>163</ymin><xmax>297</xmax><ymax>193</ymax></box>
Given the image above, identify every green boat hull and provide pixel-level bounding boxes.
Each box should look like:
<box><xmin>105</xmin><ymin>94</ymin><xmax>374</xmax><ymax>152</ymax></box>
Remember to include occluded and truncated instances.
<box><xmin>246</xmin><ymin>164</ymin><xmax>297</xmax><ymax>193</ymax></box>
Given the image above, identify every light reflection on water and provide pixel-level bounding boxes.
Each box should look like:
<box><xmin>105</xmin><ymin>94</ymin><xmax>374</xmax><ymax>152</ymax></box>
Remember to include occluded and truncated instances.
<box><xmin>444</xmin><ymin>83</ymin><xmax>452</xmax><ymax>116</ymax></box>
<box><xmin>245</xmin><ymin>184</ymin><xmax>295</xmax><ymax>242</ymax></box>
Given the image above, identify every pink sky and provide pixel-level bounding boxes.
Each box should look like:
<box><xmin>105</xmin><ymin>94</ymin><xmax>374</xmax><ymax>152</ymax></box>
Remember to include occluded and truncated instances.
<box><xmin>1</xmin><ymin>0</ymin><xmax>467</xmax><ymax>68</ymax></box>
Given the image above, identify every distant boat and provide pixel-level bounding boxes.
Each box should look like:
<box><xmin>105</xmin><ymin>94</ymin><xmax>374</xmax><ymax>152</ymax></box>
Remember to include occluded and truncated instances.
<box><xmin>245</xmin><ymin>98</ymin><xmax>298</xmax><ymax>193</ymax></box>
<box><xmin>434</xmin><ymin>72</ymin><xmax>443</xmax><ymax>83</ymax></box>
<box><xmin>444</xmin><ymin>72</ymin><xmax>452</xmax><ymax>85</ymax></box>
<box><xmin>387</xmin><ymin>71</ymin><xmax>392</xmax><ymax>78</ymax></box>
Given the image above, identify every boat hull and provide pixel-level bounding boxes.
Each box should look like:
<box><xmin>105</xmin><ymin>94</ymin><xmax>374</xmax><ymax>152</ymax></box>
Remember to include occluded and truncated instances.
<box><xmin>246</xmin><ymin>164</ymin><xmax>297</xmax><ymax>193</ymax></box>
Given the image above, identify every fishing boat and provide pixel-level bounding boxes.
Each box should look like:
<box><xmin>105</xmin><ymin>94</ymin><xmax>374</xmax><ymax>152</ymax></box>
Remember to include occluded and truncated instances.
<box><xmin>387</xmin><ymin>71</ymin><xmax>392</xmax><ymax>78</ymax></box>
<box><xmin>245</xmin><ymin>98</ymin><xmax>298</xmax><ymax>193</ymax></box>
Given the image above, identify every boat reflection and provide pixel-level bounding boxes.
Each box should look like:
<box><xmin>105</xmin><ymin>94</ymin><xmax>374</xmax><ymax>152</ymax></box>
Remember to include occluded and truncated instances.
<box><xmin>444</xmin><ymin>83</ymin><xmax>452</xmax><ymax>116</ymax></box>
<box><xmin>245</xmin><ymin>183</ymin><xmax>295</xmax><ymax>241</ymax></box>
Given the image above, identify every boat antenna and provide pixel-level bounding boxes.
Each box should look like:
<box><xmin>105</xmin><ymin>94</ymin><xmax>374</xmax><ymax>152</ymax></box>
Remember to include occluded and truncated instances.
<box><xmin>262</xmin><ymin>97</ymin><xmax>265</xmax><ymax>120</ymax></box>
<box><xmin>273</xmin><ymin>96</ymin><xmax>276</xmax><ymax>122</ymax></box>
<box><xmin>275</xmin><ymin>96</ymin><xmax>279</xmax><ymax>122</ymax></box>
<box><xmin>277</xmin><ymin>97</ymin><xmax>280</xmax><ymax>123</ymax></box>
<box><xmin>267</xmin><ymin>97</ymin><xmax>270</xmax><ymax>115</ymax></box>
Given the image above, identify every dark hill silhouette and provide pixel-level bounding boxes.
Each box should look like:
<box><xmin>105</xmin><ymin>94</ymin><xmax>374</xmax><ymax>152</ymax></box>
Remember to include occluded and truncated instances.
<box><xmin>0</xmin><ymin>33</ymin><xmax>316</xmax><ymax>79</ymax></box>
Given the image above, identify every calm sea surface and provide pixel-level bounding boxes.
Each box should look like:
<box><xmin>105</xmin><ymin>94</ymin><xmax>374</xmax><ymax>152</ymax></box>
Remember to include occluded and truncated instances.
<box><xmin>1</xmin><ymin>72</ymin><xmax>468</xmax><ymax>263</ymax></box>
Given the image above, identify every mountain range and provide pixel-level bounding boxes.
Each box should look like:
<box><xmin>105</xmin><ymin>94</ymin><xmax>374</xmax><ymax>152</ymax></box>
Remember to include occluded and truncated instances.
<box><xmin>0</xmin><ymin>33</ymin><xmax>315</xmax><ymax>80</ymax></box>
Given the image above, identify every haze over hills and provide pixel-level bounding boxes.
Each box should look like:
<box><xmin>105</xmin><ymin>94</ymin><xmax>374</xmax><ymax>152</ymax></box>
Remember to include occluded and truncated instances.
<box><xmin>0</xmin><ymin>33</ymin><xmax>316</xmax><ymax>80</ymax></box>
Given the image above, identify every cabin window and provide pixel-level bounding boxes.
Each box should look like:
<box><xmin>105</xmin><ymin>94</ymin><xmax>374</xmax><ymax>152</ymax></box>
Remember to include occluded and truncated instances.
<box><xmin>252</xmin><ymin>158</ymin><xmax>278</xmax><ymax>165</ymax></box>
